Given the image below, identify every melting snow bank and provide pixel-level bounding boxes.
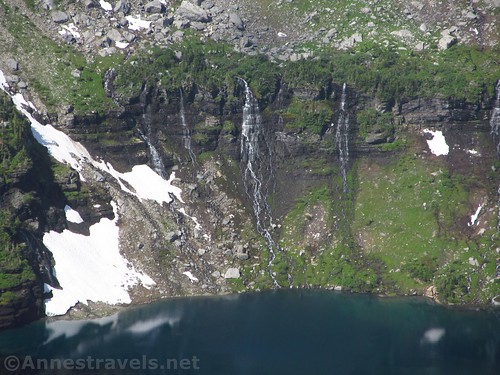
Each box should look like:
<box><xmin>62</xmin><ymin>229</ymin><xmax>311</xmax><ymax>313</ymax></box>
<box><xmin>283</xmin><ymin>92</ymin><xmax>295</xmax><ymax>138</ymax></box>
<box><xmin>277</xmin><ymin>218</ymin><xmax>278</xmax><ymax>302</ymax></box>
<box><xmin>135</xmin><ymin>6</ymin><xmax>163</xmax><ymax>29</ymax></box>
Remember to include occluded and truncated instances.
<box><xmin>44</xmin><ymin>203</ymin><xmax>155</xmax><ymax>316</ymax></box>
<box><xmin>99</xmin><ymin>0</ymin><xmax>112</xmax><ymax>11</ymax></box>
<box><xmin>468</xmin><ymin>205</ymin><xmax>482</xmax><ymax>226</ymax></box>
<box><xmin>64</xmin><ymin>205</ymin><xmax>84</xmax><ymax>224</ymax></box>
<box><xmin>423</xmin><ymin>129</ymin><xmax>449</xmax><ymax>156</ymax></box>
<box><xmin>1</xmin><ymin>70</ymin><xmax>183</xmax><ymax>205</ymax></box>
<box><xmin>125</xmin><ymin>15</ymin><xmax>151</xmax><ymax>31</ymax></box>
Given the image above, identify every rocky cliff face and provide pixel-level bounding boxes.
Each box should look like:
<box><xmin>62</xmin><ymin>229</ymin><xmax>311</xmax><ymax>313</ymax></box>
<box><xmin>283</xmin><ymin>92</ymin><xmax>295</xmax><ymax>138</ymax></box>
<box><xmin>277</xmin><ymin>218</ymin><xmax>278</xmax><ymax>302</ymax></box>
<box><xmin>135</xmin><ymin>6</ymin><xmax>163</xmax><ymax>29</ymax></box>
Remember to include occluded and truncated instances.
<box><xmin>0</xmin><ymin>0</ymin><xmax>499</xmax><ymax>329</ymax></box>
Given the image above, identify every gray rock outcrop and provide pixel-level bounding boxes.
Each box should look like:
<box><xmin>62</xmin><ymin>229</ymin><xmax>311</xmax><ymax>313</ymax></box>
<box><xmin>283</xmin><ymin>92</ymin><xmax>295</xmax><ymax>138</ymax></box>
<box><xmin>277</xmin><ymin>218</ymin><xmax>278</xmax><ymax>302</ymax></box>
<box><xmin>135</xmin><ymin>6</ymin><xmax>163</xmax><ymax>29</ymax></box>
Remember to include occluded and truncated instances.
<box><xmin>145</xmin><ymin>0</ymin><xmax>165</xmax><ymax>14</ymax></box>
<box><xmin>176</xmin><ymin>1</ymin><xmax>211</xmax><ymax>23</ymax></box>
<box><xmin>52</xmin><ymin>11</ymin><xmax>69</xmax><ymax>24</ymax></box>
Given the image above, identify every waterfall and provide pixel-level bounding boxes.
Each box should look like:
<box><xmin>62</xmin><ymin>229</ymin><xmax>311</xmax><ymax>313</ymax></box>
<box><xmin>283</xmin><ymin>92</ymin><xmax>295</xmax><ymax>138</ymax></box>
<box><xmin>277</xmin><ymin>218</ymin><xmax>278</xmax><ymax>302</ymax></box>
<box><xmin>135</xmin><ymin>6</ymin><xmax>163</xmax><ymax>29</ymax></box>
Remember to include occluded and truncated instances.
<box><xmin>491</xmin><ymin>80</ymin><xmax>500</xmax><ymax>230</ymax></box>
<box><xmin>335</xmin><ymin>83</ymin><xmax>350</xmax><ymax>193</ymax></box>
<box><xmin>140</xmin><ymin>86</ymin><xmax>166</xmax><ymax>178</ymax></box>
<box><xmin>180</xmin><ymin>89</ymin><xmax>196</xmax><ymax>164</ymax></box>
<box><xmin>142</xmin><ymin>132</ymin><xmax>167</xmax><ymax>178</ymax></box>
<box><xmin>239</xmin><ymin>79</ymin><xmax>280</xmax><ymax>287</ymax></box>
<box><xmin>490</xmin><ymin>80</ymin><xmax>500</xmax><ymax>153</ymax></box>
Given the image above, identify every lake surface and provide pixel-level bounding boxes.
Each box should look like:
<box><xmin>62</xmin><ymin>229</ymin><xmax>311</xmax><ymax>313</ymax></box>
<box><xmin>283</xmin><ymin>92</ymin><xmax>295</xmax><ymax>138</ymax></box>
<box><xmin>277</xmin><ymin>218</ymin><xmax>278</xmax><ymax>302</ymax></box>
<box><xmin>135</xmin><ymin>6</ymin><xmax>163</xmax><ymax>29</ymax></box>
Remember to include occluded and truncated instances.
<box><xmin>0</xmin><ymin>290</ymin><xmax>499</xmax><ymax>375</ymax></box>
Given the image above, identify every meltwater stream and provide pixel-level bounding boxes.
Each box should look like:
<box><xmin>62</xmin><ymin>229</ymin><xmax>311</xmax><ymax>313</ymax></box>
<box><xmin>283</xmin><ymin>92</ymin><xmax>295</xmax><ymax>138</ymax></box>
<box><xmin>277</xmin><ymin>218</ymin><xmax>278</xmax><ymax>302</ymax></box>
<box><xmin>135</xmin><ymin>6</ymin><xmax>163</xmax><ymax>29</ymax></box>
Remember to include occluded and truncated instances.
<box><xmin>240</xmin><ymin>79</ymin><xmax>280</xmax><ymax>287</ymax></box>
<box><xmin>140</xmin><ymin>86</ymin><xmax>167</xmax><ymax>178</ymax></box>
<box><xmin>490</xmin><ymin>80</ymin><xmax>500</xmax><ymax>231</ymax></box>
<box><xmin>180</xmin><ymin>89</ymin><xmax>196</xmax><ymax>164</ymax></box>
<box><xmin>1</xmin><ymin>291</ymin><xmax>499</xmax><ymax>375</ymax></box>
<box><xmin>335</xmin><ymin>83</ymin><xmax>350</xmax><ymax>194</ymax></box>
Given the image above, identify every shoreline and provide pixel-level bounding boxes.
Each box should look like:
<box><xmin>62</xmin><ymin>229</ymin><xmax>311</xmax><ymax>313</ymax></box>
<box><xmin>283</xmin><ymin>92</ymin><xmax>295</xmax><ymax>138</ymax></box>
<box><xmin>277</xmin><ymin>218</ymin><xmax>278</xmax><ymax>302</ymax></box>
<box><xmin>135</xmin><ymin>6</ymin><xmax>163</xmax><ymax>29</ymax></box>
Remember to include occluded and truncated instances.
<box><xmin>40</xmin><ymin>286</ymin><xmax>500</xmax><ymax>326</ymax></box>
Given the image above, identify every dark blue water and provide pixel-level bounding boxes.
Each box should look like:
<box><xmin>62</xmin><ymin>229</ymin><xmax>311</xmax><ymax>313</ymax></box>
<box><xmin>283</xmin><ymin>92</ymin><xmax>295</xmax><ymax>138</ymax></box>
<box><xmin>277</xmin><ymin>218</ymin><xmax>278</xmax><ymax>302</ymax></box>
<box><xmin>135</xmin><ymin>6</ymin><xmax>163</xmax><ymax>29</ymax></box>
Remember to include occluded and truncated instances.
<box><xmin>0</xmin><ymin>291</ymin><xmax>499</xmax><ymax>375</ymax></box>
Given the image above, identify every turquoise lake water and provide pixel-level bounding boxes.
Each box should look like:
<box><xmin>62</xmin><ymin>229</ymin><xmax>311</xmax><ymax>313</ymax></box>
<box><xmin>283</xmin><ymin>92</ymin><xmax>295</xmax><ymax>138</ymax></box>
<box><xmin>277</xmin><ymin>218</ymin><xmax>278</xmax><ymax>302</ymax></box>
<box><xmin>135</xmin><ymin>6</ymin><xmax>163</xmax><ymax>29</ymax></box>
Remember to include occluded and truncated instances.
<box><xmin>0</xmin><ymin>290</ymin><xmax>499</xmax><ymax>374</ymax></box>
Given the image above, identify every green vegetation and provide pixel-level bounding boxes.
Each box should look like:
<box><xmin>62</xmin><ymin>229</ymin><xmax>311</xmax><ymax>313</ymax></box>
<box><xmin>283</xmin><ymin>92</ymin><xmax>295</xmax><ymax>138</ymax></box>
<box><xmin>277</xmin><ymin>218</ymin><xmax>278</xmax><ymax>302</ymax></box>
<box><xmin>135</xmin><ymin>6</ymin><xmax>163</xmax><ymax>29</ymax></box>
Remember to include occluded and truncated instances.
<box><xmin>0</xmin><ymin>93</ymin><xmax>32</xmax><ymax>182</ymax></box>
<box><xmin>0</xmin><ymin>93</ymin><xmax>40</xmax><ymax>302</ymax></box>
<box><xmin>352</xmin><ymin>144</ymin><xmax>499</xmax><ymax>303</ymax></box>
<box><xmin>284</xmin><ymin>44</ymin><xmax>499</xmax><ymax>103</ymax></box>
<box><xmin>282</xmin><ymin>98</ymin><xmax>333</xmax><ymax>134</ymax></box>
<box><xmin>0</xmin><ymin>0</ymin><xmax>120</xmax><ymax>114</ymax></box>
<box><xmin>114</xmin><ymin>37</ymin><xmax>280</xmax><ymax>104</ymax></box>
<box><xmin>356</xmin><ymin>108</ymin><xmax>394</xmax><ymax>138</ymax></box>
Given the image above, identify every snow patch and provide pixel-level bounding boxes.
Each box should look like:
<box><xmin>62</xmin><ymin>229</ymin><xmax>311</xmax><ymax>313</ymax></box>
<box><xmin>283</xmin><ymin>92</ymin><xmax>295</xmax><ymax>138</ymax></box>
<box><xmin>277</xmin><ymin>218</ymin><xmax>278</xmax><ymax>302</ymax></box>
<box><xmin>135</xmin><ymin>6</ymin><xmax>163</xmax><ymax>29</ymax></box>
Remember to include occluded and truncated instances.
<box><xmin>100</xmin><ymin>163</ymin><xmax>183</xmax><ymax>205</ymax></box>
<box><xmin>423</xmin><ymin>129</ymin><xmax>449</xmax><ymax>156</ymax></box>
<box><xmin>0</xmin><ymin>70</ymin><xmax>9</xmax><ymax>89</ymax></box>
<box><xmin>99</xmin><ymin>0</ymin><xmax>112</xmax><ymax>11</ymax></box>
<box><xmin>64</xmin><ymin>205</ymin><xmax>84</xmax><ymax>224</ymax></box>
<box><xmin>44</xmin><ymin>202</ymin><xmax>155</xmax><ymax>316</ymax></box>
<box><xmin>466</xmin><ymin>149</ymin><xmax>479</xmax><ymax>155</ymax></box>
<box><xmin>468</xmin><ymin>257</ymin><xmax>479</xmax><ymax>267</ymax></box>
<box><xmin>1</xmin><ymin>71</ymin><xmax>185</xmax><ymax>207</ymax></box>
<box><xmin>468</xmin><ymin>205</ymin><xmax>482</xmax><ymax>226</ymax></box>
<box><xmin>59</xmin><ymin>23</ymin><xmax>81</xmax><ymax>39</ymax></box>
<box><xmin>115</xmin><ymin>41</ymin><xmax>129</xmax><ymax>49</ymax></box>
<box><xmin>182</xmin><ymin>271</ymin><xmax>199</xmax><ymax>283</ymax></box>
<box><xmin>421</xmin><ymin>328</ymin><xmax>445</xmax><ymax>344</ymax></box>
<box><xmin>10</xmin><ymin>92</ymin><xmax>92</xmax><ymax>172</ymax></box>
<box><xmin>126</xmin><ymin>16</ymin><xmax>151</xmax><ymax>31</ymax></box>
<box><xmin>178</xmin><ymin>207</ymin><xmax>202</xmax><ymax>230</ymax></box>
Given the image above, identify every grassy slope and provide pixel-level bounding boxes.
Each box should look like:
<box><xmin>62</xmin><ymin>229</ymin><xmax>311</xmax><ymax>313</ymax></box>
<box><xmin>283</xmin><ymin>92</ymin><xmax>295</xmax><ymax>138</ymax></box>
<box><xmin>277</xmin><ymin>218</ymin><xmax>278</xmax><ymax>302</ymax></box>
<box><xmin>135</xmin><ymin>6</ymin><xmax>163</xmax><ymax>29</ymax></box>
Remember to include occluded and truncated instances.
<box><xmin>0</xmin><ymin>0</ymin><xmax>121</xmax><ymax>114</ymax></box>
<box><xmin>352</xmin><ymin>138</ymin><xmax>499</xmax><ymax>304</ymax></box>
<box><xmin>0</xmin><ymin>92</ymin><xmax>37</xmax><ymax>306</ymax></box>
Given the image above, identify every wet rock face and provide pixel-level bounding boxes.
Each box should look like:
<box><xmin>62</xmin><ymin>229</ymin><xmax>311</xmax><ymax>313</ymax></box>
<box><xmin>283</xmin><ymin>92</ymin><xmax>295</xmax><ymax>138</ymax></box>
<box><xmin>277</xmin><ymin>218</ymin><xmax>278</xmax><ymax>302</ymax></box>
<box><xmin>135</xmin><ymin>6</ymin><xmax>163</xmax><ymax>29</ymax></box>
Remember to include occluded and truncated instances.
<box><xmin>0</xmin><ymin>282</ymin><xmax>44</xmax><ymax>330</ymax></box>
<box><xmin>399</xmin><ymin>98</ymin><xmax>489</xmax><ymax>125</ymax></box>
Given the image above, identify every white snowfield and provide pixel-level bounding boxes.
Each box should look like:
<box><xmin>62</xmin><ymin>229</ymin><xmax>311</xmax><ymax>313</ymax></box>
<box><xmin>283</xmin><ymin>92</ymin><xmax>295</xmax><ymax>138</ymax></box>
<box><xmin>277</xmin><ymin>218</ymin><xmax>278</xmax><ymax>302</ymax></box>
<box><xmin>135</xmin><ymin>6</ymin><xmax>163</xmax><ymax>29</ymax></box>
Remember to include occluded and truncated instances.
<box><xmin>64</xmin><ymin>205</ymin><xmax>84</xmax><ymax>224</ymax></box>
<box><xmin>469</xmin><ymin>204</ymin><xmax>482</xmax><ymax>226</ymax></box>
<box><xmin>99</xmin><ymin>0</ymin><xmax>112</xmax><ymax>12</ymax></box>
<box><xmin>44</xmin><ymin>203</ymin><xmax>155</xmax><ymax>316</ymax></box>
<box><xmin>0</xmin><ymin>69</ymin><xmax>202</xmax><ymax>316</ymax></box>
<box><xmin>115</xmin><ymin>41</ymin><xmax>129</xmax><ymax>49</ymax></box>
<box><xmin>125</xmin><ymin>15</ymin><xmax>151</xmax><ymax>31</ymax></box>
<box><xmin>423</xmin><ymin>129</ymin><xmax>449</xmax><ymax>156</ymax></box>
<box><xmin>59</xmin><ymin>23</ymin><xmax>81</xmax><ymax>39</ymax></box>
<box><xmin>182</xmin><ymin>271</ymin><xmax>199</xmax><ymax>283</ymax></box>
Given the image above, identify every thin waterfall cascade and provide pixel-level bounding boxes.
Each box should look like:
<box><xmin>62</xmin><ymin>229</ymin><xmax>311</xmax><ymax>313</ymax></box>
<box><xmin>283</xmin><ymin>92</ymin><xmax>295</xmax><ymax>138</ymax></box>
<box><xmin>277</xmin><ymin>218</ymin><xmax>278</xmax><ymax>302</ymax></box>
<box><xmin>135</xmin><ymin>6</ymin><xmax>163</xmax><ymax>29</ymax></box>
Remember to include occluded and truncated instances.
<box><xmin>141</xmin><ymin>132</ymin><xmax>167</xmax><ymax>178</ymax></box>
<box><xmin>490</xmin><ymin>80</ymin><xmax>500</xmax><ymax>151</ymax></box>
<box><xmin>335</xmin><ymin>83</ymin><xmax>350</xmax><ymax>194</ymax></box>
<box><xmin>180</xmin><ymin>89</ymin><xmax>196</xmax><ymax>164</ymax></box>
<box><xmin>140</xmin><ymin>86</ymin><xmax>167</xmax><ymax>178</ymax></box>
<box><xmin>240</xmin><ymin>79</ymin><xmax>280</xmax><ymax>287</ymax></box>
<box><xmin>490</xmin><ymin>80</ymin><xmax>500</xmax><ymax>230</ymax></box>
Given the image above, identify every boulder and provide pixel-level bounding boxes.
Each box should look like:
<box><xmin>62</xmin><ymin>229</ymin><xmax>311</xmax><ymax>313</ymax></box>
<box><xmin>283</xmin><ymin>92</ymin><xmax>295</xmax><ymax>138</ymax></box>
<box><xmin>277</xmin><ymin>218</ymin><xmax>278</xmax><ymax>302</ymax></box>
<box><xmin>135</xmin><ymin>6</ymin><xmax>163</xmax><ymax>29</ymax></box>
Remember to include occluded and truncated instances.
<box><xmin>106</xmin><ymin>29</ymin><xmax>122</xmax><ymax>43</ymax></box>
<box><xmin>322</xmin><ymin>28</ymin><xmax>337</xmax><ymax>44</ymax></box>
<box><xmin>338</xmin><ymin>32</ymin><xmax>362</xmax><ymax>50</ymax></box>
<box><xmin>145</xmin><ymin>0</ymin><xmax>165</xmax><ymax>13</ymax></box>
<box><xmin>166</xmin><ymin>231</ymin><xmax>181</xmax><ymax>242</ymax></box>
<box><xmin>438</xmin><ymin>34</ymin><xmax>457</xmax><ymax>50</ymax></box>
<box><xmin>114</xmin><ymin>0</ymin><xmax>131</xmax><ymax>14</ymax></box>
<box><xmin>224</xmin><ymin>268</ymin><xmax>240</xmax><ymax>279</ymax></box>
<box><xmin>84</xmin><ymin>0</ymin><xmax>97</xmax><ymax>9</ymax></box>
<box><xmin>391</xmin><ymin>29</ymin><xmax>414</xmax><ymax>41</ymax></box>
<box><xmin>176</xmin><ymin>1</ymin><xmax>211</xmax><ymax>23</ymax></box>
<box><xmin>365</xmin><ymin>133</ymin><xmax>387</xmax><ymax>145</ymax></box>
<box><xmin>236</xmin><ymin>252</ymin><xmax>249</xmax><ymax>261</ymax></box>
<box><xmin>52</xmin><ymin>11</ymin><xmax>69</xmax><ymax>24</ymax></box>
<box><xmin>229</xmin><ymin>13</ymin><xmax>244</xmax><ymax>30</ymax></box>
<box><xmin>7</xmin><ymin>58</ymin><xmax>18</xmax><ymax>71</ymax></box>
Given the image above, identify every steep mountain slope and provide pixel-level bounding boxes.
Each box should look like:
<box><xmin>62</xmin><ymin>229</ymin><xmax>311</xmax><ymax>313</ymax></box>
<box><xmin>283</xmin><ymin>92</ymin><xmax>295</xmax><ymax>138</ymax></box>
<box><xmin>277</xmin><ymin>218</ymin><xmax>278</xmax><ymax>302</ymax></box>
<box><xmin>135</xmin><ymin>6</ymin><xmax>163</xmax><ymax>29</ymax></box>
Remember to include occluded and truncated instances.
<box><xmin>0</xmin><ymin>0</ymin><xmax>499</xmax><ymax>328</ymax></box>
